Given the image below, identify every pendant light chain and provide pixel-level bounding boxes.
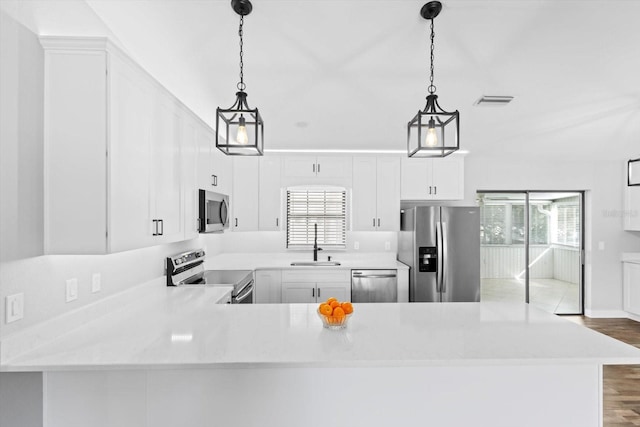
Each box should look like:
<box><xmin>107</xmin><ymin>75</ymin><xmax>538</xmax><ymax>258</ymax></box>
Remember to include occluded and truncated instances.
<box><xmin>428</xmin><ymin>18</ymin><xmax>436</xmax><ymax>95</ymax></box>
<box><xmin>237</xmin><ymin>15</ymin><xmax>246</xmax><ymax>91</ymax></box>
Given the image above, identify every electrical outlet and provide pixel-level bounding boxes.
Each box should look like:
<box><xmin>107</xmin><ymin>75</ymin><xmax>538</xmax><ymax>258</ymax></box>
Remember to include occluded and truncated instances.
<box><xmin>66</xmin><ymin>278</ymin><xmax>78</xmax><ymax>302</ymax></box>
<box><xmin>598</xmin><ymin>241</ymin><xmax>605</xmax><ymax>251</ymax></box>
<box><xmin>5</xmin><ymin>293</ymin><xmax>24</xmax><ymax>323</ymax></box>
<box><xmin>385</xmin><ymin>241</ymin><xmax>391</xmax><ymax>251</ymax></box>
<box><xmin>92</xmin><ymin>273</ymin><xmax>101</xmax><ymax>293</ymax></box>
<box><xmin>354</xmin><ymin>241</ymin><xmax>360</xmax><ymax>250</ymax></box>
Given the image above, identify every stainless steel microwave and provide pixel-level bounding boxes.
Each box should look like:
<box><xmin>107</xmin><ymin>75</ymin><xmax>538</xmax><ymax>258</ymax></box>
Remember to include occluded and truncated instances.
<box><xmin>198</xmin><ymin>190</ymin><xmax>229</xmax><ymax>233</ymax></box>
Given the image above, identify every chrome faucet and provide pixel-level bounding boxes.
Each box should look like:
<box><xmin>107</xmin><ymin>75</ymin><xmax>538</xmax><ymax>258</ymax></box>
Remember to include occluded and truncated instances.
<box><xmin>313</xmin><ymin>223</ymin><xmax>322</xmax><ymax>261</ymax></box>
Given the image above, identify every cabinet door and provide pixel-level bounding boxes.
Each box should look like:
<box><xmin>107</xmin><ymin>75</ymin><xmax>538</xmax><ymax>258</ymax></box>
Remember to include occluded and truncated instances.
<box><xmin>212</xmin><ymin>144</ymin><xmax>233</xmax><ymax>196</ymax></box>
<box><xmin>259</xmin><ymin>156</ymin><xmax>282</xmax><ymax>231</ymax></box>
<box><xmin>196</xmin><ymin>126</ymin><xmax>215</xmax><ymax>190</ymax></box>
<box><xmin>352</xmin><ymin>157</ymin><xmax>378</xmax><ymax>231</ymax></box>
<box><xmin>231</xmin><ymin>157</ymin><xmax>260</xmax><ymax>231</ymax></box>
<box><xmin>282</xmin><ymin>156</ymin><xmax>317</xmax><ymax>178</ymax></box>
<box><xmin>181</xmin><ymin>113</ymin><xmax>199</xmax><ymax>240</ymax></box>
<box><xmin>430</xmin><ymin>157</ymin><xmax>464</xmax><ymax>200</ymax></box>
<box><xmin>316</xmin><ymin>156</ymin><xmax>351</xmax><ymax>179</ymax></box>
<box><xmin>400</xmin><ymin>157</ymin><xmax>430</xmax><ymax>200</ymax></box>
<box><xmin>109</xmin><ymin>58</ymin><xmax>154</xmax><ymax>252</ymax></box>
<box><xmin>282</xmin><ymin>283</ymin><xmax>316</xmax><ymax>303</ymax></box>
<box><xmin>624</xmin><ymin>186</ymin><xmax>640</xmax><ymax>231</ymax></box>
<box><xmin>376</xmin><ymin>157</ymin><xmax>401</xmax><ymax>231</ymax></box>
<box><xmin>150</xmin><ymin>93</ymin><xmax>183</xmax><ymax>243</ymax></box>
<box><xmin>317</xmin><ymin>283</ymin><xmax>350</xmax><ymax>302</ymax></box>
<box><xmin>624</xmin><ymin>263</ymin><xmax>640</xmax><ymax>316</ymax></box>
<box><xmin>255</xmin><ymin>270</ymin><xmax>282</xmax><ymax>304</ymax></box>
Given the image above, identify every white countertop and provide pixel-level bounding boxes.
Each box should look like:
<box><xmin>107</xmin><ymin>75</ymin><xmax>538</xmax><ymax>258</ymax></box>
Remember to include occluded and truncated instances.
<box><xmin>3</xmin><ymin>282</ymin><xmax>640</xmax><ymax>371</ymax></box>
<box><xmin>204</xmin><ymin>252</ymin><xmax>409</xmax><ymax>271</ymax></box>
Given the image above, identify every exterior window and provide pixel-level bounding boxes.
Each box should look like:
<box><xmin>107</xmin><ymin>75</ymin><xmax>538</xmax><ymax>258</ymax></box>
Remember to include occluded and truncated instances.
<box><xmin>286</xmin><ymin>189</ymin><xmax>346</xmax><ymax>249</ymax></box>
<box><xmin>551</xmin><ymin>196</ymin><xmax>580</xmax><ymax>247</ymax></box>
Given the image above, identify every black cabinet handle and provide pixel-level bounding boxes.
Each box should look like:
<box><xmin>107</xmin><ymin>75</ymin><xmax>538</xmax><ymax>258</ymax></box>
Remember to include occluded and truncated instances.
<box><xmin>235</xmin><ymin>218</ymin><xmax>238</xmax><ymax>228</ymax></box>
<box><xmin>378</xmin><ymin>218</ymin><xmax>380</xmax><ymax>227</ymax></box>
<box><xmin>318</xmin><ymin>288</ymin><xmax>321</xmax><ymax>298</ymax></box>
<box><xmin>373</xmin><ymin>218</ymin><xmax>376</xmax><ymax>227</ymax></box>
<box><xmin>152</xmin><ymin>219</ymin><xmax>158</xmax><ymax>236</ymax></box>
<box><xmin>159</xmin><ymin>219</ymin><xmax>164</xmax><ymax>236</ymax></box>
<box><xmin>276</xmin><ymin>218</ymin><xmax>279</xmax><ymax>227</ymax></box>
<box><xmin>429</xmin><ymin>186</ymin><xmax>432</xmax><ymax>195</ymax></box>
<box><xmin>313</xmin><ymin>164</ymin><xmax>315</xmax><ymax>173</ymax></box>
<box><xmin>312</xmin><ymin>288</ymin><xmax>315</xmax><ymax>298</ymax></box>
<box><xmin>434</xmin><ymin>186</ymin><xmax>437</xmax><ymax>195</ymax></box>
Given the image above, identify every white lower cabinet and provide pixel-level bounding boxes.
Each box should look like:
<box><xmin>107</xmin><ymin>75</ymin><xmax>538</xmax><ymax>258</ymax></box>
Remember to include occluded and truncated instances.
<box><xmin>254</xmin><ymin>270</ymin><xmax>282</xmax><ymax>304</ymax></box>
<box><xmin>281</xmin><ymin>270</ymin><xmax>351</xmax><ymax>303</ymax></box>
<box><xmin>623</xmin><ymin>262</ymin><xmax>640</xmax><ymax>316</ymax></box>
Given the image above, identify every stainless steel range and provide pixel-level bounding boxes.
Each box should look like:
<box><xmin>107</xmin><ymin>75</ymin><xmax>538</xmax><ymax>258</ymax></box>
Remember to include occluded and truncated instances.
<box><xmin>166</xmin><ymin>249</ymin><xmax>254</xmax><ymax>304</ymax></box>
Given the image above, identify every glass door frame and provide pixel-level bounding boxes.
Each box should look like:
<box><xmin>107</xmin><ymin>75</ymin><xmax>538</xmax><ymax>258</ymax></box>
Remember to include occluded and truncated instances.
<box><xmin>477</xmin><ymin>190</ymin><xmax>585</xmax><ymax>315</ymax></box>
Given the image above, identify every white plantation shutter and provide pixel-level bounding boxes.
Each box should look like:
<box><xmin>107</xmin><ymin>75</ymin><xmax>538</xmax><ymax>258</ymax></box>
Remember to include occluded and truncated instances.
<box><xmin>555</xmin><ymin>204</ymin><xmax>579</xmax><ymax>247</ymax></box>
<box><xmin>287</xmin><ymin>189</ymin><xmax>346</xmax><ymax>249</ymax></box>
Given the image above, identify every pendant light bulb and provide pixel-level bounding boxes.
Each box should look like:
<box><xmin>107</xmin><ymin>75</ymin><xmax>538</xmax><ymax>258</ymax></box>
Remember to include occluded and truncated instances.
<box><xmin>237</xmin><ymin>115</ymin><xmax>249</xmax><ymax>145</ymax></box>
<box><xmin>425</xmin><ymin>118</ymin><xmax>438</xmax><ymax>147</ymax></box>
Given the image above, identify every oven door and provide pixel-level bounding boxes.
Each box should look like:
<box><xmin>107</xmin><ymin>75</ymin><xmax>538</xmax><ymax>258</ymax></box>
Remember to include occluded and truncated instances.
<box><xmin>233</xmin><ymin>280</ymin><xmax>254</xmax><ymax>304</ymax></box>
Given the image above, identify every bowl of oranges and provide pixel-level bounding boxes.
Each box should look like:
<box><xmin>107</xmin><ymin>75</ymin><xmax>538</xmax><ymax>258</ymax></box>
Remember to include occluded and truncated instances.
<box><xmin>317</xmin><ymin>297</ymin><xmax>354</xmax><ymax>330</ymax></box>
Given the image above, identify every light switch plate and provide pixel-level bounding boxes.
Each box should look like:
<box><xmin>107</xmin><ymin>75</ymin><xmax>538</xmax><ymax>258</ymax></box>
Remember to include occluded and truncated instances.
<box><xmin>91</xmin><ymin>273</ymin><xmax>101</xmax><ymax>293</ymax></box>
<box><xmin>66</xmin><ymin>278</ymin><xmax>78</xmax><ymax>302</ymax></box>
<box><xmin>5</xmin><ymin>293</ymin><xmax>24</xmax><ymax>323</ymax></box>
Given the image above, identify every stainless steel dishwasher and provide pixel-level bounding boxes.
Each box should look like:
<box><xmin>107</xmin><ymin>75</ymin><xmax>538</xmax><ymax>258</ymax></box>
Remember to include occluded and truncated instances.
<box><xmin>351</xmin><ymin>270</ymin><xmax>398</xmax><ymax>303</ymax></box>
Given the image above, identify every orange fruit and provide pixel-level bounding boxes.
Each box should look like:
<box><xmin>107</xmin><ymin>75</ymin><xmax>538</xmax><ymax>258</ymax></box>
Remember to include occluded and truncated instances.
<box><xmin>333</xmin><ymin>307</ymin><xmax>346</xmax><ymax>318</ymax></box>
<box><xmin>326</xmin><ymin>297</ymin><xmax>338</xmax><ymax>305</ymax></box>
<box><xmin>319</xmin><ymin>303</ymin><xmax>333</xmax><ymax>316</ymax></box>
<box><xmin>341</xmin><ymin>302</ymin><xmax>354</xmax><ymax>314</ymax></box>
<box><xmin>329</xmin><ymin>300</ymin><xmax>340</xmax><ymax>309</ymax></box>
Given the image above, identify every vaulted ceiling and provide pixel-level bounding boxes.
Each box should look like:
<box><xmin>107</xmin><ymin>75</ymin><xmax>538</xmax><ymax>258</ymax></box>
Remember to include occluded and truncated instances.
<box><xmin>5</xmin><ymin>0</ymin><xmax>640</xmax><ymax>159</ymax></box>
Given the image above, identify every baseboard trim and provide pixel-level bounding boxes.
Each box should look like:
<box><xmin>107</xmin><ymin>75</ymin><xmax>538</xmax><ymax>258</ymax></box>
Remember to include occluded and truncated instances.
<box><xmin>584</xmin><ymin>309</ymin><xmax>629</xmax><ymax>318</ymax></box>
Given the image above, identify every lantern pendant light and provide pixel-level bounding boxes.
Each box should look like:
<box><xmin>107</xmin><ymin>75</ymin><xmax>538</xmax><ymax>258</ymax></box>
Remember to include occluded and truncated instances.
<box><xmin>216</xmin><ymin>0</ymin><xmax>264</xmax><ymax>156</ymax></box>
<box><xmin>407</xmin><ymin>1</ymin><xmax>459</xmax><ymax>158</ymax></box>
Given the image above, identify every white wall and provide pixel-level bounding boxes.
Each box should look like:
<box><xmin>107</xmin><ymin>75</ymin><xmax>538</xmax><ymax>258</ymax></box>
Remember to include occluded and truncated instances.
<box><xmin>463</xmin><ymin>155</ymin><xmax>640</xmax><ymax>315</ymax></box>
<box><xmin>0</xmin><ymin>5</ymin><xmax>43</xmax><ymax>263</ymax></box>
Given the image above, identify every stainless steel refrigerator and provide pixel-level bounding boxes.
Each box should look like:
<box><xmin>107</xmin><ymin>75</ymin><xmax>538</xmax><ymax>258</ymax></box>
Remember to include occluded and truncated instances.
<box><xmin>398</xmin><ymin>206</ymin><xmax>480</xmax><ymax>302</ymax></box>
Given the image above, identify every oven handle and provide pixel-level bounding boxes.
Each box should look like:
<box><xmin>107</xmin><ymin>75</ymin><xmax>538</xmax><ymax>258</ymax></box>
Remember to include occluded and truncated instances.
<box><xmin>234</xmin><ymin>280</ymin><xmax>254</xmax><ymax>303</ymax></box>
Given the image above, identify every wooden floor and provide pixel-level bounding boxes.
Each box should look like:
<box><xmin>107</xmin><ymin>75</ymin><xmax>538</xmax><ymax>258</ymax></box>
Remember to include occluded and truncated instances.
<box><xmin>566</xmin><ymin>316</ymin><xmax>640</xmax><ymax>427</ymax></box>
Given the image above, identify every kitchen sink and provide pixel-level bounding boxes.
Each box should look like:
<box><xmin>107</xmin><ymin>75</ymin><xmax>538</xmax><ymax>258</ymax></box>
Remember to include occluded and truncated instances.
<box><xmin>290</xmin><ymin>261</ymin><xmax>341</xmax><ymax>266</ymax></box>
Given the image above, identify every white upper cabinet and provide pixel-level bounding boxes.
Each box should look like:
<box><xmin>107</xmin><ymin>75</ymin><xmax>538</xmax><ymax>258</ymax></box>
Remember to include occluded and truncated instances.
<box><xmin>41</xmin><ymin>37</ymin><xmax>205</xmax><ymax>253</ymax></box>
<box><xmin>352</xmin><ymin>156</ymin><xmax>400</xmax><ymax>231</ymax></box>
<box><xmin>231</xmin><ymin>157</ymin><xmax>260</xmax><ymax>231</ymax></box>
<box><xmin>196</xmin><ymin>128</ymin><xmax>232</xmax><ymax>196</ymax></box>
<box><xmin>282</xmin><ymin>155</ymin><xmax>352</xmax><ymax>186</ymax></box>
<box><xmin>400</xmin><ymin>156</ymin><xmax>464</xmax><ymax>200</ymax></box>
<box><xmin>259</xmin><ymin>156</ymin><xmax>282</xmax><ymax>231</ymax></box>
<box><xmin>625</xmin><ymin>159</ymin><xmax>640</xmax><ymax>231</ymax></box>
<box><xmin>181</xmin><ymin>113</ymin><xmax>199</xmax><ymax>240</ymax></box>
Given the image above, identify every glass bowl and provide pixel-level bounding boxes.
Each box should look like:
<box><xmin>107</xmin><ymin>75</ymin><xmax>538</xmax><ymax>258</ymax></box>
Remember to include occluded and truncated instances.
<box><xmin>317</xmin><ymin>309</ymin><xmax>352</xmax><ymax>330</ymax></box>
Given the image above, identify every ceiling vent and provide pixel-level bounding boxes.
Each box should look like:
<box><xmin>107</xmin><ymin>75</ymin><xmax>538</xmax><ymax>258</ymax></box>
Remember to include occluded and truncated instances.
<box><xmin>474</xmin><ymin>95</ymin><xmax>514</xmax><ymax>107</ymax></box>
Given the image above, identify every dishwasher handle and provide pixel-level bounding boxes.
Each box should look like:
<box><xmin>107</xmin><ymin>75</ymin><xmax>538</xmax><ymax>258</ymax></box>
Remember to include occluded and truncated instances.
<box><xmin>352</xmin><ymin>273</ymin><xmax>397</xmax><ymax>279</ymax></box>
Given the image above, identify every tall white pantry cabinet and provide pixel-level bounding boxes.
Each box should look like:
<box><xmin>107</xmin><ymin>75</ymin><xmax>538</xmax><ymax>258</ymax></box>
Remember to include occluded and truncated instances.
<box><xmin>41</xmin><ymin>37</ymin><xmax>217</xmax><ymax>254</ymax></box>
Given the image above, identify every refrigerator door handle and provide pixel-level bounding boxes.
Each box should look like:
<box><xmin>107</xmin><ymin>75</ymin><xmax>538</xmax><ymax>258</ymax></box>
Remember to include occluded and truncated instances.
<box><xmin>441</xmin><ymin>221</ymin><xmax>447</xmax><ymax>293</ymax></box>
<box><xmin>436</xmin><ymin>220</ymin><xmax>443</xmax><ymax>293</ymax></box>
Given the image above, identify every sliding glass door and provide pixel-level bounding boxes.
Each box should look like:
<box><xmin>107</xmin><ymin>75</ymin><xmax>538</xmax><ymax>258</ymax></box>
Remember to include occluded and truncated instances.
<box><xmin>478</xmin><ymin>191</ymin><xmax>583</xmax><ymax>315</ymax></box>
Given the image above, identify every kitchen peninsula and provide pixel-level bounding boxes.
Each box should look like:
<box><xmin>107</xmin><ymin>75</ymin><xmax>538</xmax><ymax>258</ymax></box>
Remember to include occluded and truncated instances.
<box><xmin>2</xmin><ymin>281</ymin><xmax>640</xmax><ymax>427</ymax></box>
